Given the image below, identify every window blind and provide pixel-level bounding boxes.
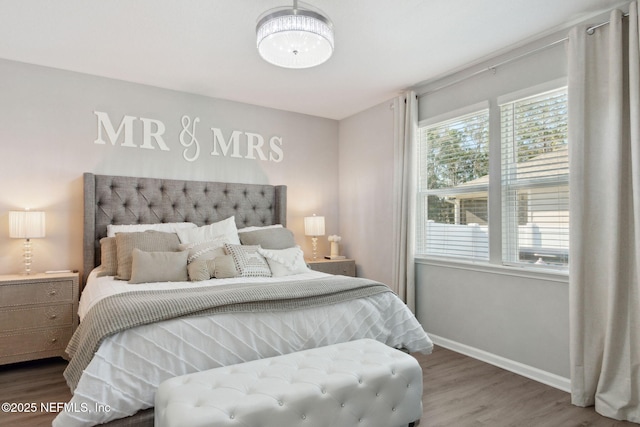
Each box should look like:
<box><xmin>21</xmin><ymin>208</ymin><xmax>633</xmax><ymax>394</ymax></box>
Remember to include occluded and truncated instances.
<box><xmin>500</xmin><ymin>87</ymin><xmax>569</xmax><ymax>268</ymax></box>
<box><xmin>417</xmin><ymin>109</ymin><xmax>490</xmax><ymax>260</ymax></box>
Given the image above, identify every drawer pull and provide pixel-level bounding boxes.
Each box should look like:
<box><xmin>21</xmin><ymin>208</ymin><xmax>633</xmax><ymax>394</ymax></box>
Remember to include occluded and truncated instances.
<box><xmin>51</xmin><ymin>338</ymin><xmax>57</xmax><ymax>343</ymax></box>
<box><xmin>49</xmin><ymin>290</ymin><xmax>57</xmax><ymax>296</ymax></box>
<box><xmin>50</xmin><ymin>314</ymin><xmax>57</xmax><ymax>319</ymax></box>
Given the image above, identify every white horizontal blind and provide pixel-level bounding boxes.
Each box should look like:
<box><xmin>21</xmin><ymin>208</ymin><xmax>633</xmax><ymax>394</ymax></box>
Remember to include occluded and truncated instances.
<box><xmin>417</xmin><ymin>109</ymin><xmax>490</xmax><ymax>260</ymax></box>
<box><xmin>501</xmin><ymin>87</ymin><xmax>568</xmax><ymax>269</ymax></box>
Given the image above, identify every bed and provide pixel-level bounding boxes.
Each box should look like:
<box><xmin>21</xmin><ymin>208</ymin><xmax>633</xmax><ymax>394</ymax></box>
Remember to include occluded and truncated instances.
<box><xmin>53</xmin><ymin>173</ymin><xmax>433</xmax><ymax>427</ymax></box>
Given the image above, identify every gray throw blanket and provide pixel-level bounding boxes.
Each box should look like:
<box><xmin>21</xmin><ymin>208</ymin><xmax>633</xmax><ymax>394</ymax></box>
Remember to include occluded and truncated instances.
<box><xmin>64</xmin><ymin>276</ymin><xmax>391</xmax><ymax>391</ymax></box>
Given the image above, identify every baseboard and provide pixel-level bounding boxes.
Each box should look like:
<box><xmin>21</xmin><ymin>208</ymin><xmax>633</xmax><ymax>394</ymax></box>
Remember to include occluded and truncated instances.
<box><xmin>427</xmin><ymin>333</ymin><xmax>571</xmax><ymax>393</ymax></box>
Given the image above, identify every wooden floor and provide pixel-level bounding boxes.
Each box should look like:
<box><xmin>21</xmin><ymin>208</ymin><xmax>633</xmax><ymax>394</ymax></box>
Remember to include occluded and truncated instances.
<box><xmin>0</xmin><ymin>346</ymin><xmax>636</xmax><ymax>426</ymax></box>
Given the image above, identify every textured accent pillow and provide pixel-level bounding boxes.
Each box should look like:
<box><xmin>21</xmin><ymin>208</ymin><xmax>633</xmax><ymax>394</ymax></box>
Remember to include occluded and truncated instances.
<box><xmin>258</xmin><ymin>246</ymin><xmax>311</xmax><ymax>277</ymax></box>
<box><xmin>177</xmin><ymin>216</ymin><xmax>240</xmax><ymax>245</ymax></box>
<box><xmin>238</xmin><ymin>228</ymin><xmax>296</xmax><ymax>249</ymax></box>
<box><xmin>97</xmin><ymin>236</ymin><xmax>118</xmax><ymax>277</ymax></box>
<box><xmin>187</xmin><ymin>259</ymin><xmax>217</xmax><ymax>281</ymax></box>
<box><xmin>129</xmin><ymin>248</ymin><xmax>189</xmax><ymax>284</ymax></box>
<box><xmin>224</xmin><ymin>244</ymin><xmax>272</xmax><ymax>277</ymax></box>
<box><xmin>213</xmin><ymin>255</ymin><xmax>239</xmax><ymax>279</ymax></box>
<box><xmin>179</xmin><ymin>237</ymin><xmax>228</xmax><ymax>264</ymax></box>
<box><xmin>115</xmin><ymin>231</ymin><xmax>181</xmax><ymax>280</ymax></box>
<box><xmin>107</xmin><ymin>222</ymin><xmax>197</xmax><ymax>238</ymax></box>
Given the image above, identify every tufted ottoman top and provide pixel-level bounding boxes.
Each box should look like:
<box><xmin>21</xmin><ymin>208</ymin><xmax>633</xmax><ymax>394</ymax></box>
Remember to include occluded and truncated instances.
<box><xmin>155</xmin><ymin>339</ymin><xmax>423</xmax><ymax>427</ymax></box>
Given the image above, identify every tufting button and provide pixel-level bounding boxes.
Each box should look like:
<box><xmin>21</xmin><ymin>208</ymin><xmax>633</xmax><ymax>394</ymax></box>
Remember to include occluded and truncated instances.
<box><xmin>392</xmin><ymin>407</ymin><xmax>396</xmax><ymax>411</ymax></box>
<box><xmin>230</xmin><ymin>414</ymin><xmax>235</xmax><ymax>419</ymax></box>
<box><xmin>278</xmin><ymin>400</ymin><xmax>283</xmax><ymax>406</ymax></box>
<box><xmin>341</xmin><ymin>403</ymin><xmax>345</xmax><ymax>408</ymax></box>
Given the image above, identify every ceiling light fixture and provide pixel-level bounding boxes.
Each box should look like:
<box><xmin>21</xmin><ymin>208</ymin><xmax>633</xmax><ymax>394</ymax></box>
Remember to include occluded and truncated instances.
<box><xmin>256</xmin><ymin>0</ymin><xmax>334</xmax><ymax>69</ymax></box>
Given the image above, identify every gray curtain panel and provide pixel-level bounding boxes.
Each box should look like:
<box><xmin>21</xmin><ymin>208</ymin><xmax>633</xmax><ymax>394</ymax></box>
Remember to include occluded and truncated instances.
<box><xmin>568</xmin><ymin>3</ymin><xmax>640</xmax><ymax>422</ymax></box>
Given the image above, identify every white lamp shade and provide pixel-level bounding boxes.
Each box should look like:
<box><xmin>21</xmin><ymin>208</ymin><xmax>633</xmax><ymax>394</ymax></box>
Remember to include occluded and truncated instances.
<box><xmin>304</xmin><ymin>215</ymin><xmax>325</xmax><ymax>236</ymax></box>
<box><xmin>9</xmin><ymin>211</ymin><xmax>46</xmax><ymax>239</ymax></box>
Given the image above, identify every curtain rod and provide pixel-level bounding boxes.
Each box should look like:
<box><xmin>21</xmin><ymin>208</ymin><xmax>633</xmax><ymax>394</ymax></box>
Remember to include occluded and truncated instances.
<box><xmin>417</xmin><ymin>12</ymin><xmax>629</xmax><ymax>98</ymax></box>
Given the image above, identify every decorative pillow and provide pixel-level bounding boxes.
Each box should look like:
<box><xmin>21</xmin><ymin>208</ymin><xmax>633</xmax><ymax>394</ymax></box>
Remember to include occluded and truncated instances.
<box><xmin>258</xmin><ymin>246</ymin><xmax>311</xmax><ymax>277</ymax></box>
<box><xmin>187</xmin><ymin>259</ymin><xmax>217</xmax><ymax>281</ymax></box>
<box><xmin>179</xmin><ymin>237</ymin><xmax>228</xmax><ymax>265</ymax></box>
<box><xmin>97</xmin><ymin>236</ymin><xmax>118</xmax><ymax>277</ymax></box>
<box><xmin>213</xmin><ymin>255</ymin><xmax>239</xmax><ymax>279</ymax></box>
<box><xmin>129</xmin><ymin>248</ymin><xmax>189</xmax><ymax>284</ymax></box>
<box><xmin>115</xmin><ymin>231</ymin><xmax>181</xmax><ymax>280</ymax></box>
<box><xmin>177</xmin><ymin>216</ymin><xmax>240</xmax><ymax>245</ymax></box>
<box><xmin>238</xmin><ymin>228</ymin><xmax>296</xmax><ymax>249</ymax></box>
<box><xmin>224</xmin><ymin>243</ymin><xmax>271</xmax><ymax>278</ymax></box>
<box><xmin>107</xmin><ymin>222</ymin><xmax>197</xmax><ymax>238</ymax></box>
<box><xmin>237</xmin><ymin>224</ymin><xmax>283</xmax><ymax>233</ymax></box>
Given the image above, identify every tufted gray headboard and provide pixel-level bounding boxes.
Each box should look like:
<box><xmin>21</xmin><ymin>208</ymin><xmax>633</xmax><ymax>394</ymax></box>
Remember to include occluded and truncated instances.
<box><xmin>83</xmin><ymin>173</ymin><xmax>287</xmax><ymax>287</ymax></box>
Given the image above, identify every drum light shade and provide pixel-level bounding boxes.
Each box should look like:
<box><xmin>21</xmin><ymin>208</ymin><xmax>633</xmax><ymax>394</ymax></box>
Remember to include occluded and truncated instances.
<box><xmin>257</xmin><ymin>1</ymin><xmax>334</xmax><ymax>69</ymax></box>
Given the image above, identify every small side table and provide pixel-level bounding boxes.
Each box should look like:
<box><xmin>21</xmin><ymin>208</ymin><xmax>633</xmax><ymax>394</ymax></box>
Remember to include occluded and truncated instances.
<box><xmin>0</xmin><ymin>272</ymin><xmax>79</xmax><ymax>365</ymax></box>
<box><xmin>307</xmin><ymin>258</ymin><xmax>356</xmax><ymax>277</ymax></box>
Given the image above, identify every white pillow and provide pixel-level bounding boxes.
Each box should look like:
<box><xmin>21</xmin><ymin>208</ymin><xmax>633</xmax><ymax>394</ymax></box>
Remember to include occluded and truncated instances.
<box><xmin>258</xmin><ymin>246</ymin><xmax>310</xmax><ymax>277</ymax></box>
<box><xmin>237</xmin><ymin>224</ymin><xmax>283</xmax><ymax>233</ymax></box>
<box><xmin>177</xmin><ymin>216</ymin><xmax>240</xmax><ymax>245</ymax></box>
<box><xmin>107</xmin><ymin>222</ymin><xmax>197</xmax><ymax>238</ymax></box>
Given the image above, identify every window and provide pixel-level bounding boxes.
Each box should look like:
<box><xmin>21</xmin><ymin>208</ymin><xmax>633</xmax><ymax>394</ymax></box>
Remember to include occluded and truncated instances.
<box><xmin>417</xmin><ymin>108</ymin><xmax>490</xmax><ymax>260</ymax></box>
<box><xmin>501</xmin><ymin>88</ymin><xmax>568</xmax><ymax>268</ymax></box>
<box><xmin>416</xmin><ymin>85</ymin><xmax>569</xmax><ymax>271</ymax></box>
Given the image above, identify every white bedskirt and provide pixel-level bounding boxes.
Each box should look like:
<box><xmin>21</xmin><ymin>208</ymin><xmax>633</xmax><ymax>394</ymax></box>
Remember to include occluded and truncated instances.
<box><xmin>53</xmin><ymin>290</ymin><xmax>432</xmax><ymax>427</ymax></box>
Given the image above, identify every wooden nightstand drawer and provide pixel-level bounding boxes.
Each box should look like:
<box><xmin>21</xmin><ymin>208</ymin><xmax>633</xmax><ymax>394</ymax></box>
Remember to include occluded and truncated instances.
<box><xmin>307</xmin><ymin>259</ymin><xmax>356</xmax><ymax>277</ymax></box>
<box><xmin>0</xmin><ymin>303</ymin><xmax>74</xmax><ymax>332</ymax></box>
<box><xmin>0</xmin><ymin>327</ymin><xmax>73</xmax><ymax>362</ymax></box>
<box><xmin>0</xmin><ymin>272</ymin><xmax>79</xmax><ymax>364</ymax></box>
<box><xmin>0</xmin><ymin>280</ymin><xmax>73</xmax><ymax>307</ymax></box>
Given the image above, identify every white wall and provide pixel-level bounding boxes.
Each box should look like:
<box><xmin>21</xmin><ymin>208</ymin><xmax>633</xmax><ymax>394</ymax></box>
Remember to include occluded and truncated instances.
<box><xmin>0</xmin><ymin>59</ymin><xmax>339</xmax><ymax>275</ymax></box>
<box><xmin>338</xmin><ymin>100</ymin><xmax>396</xmax><ymax>284</ymax></box>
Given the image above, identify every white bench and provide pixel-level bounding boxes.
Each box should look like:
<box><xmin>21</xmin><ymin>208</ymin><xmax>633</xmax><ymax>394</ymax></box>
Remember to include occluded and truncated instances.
<box><xmin>155</xmin><ymin>339</ymin><xmax>422</xmax><ymax>427</ymax></box>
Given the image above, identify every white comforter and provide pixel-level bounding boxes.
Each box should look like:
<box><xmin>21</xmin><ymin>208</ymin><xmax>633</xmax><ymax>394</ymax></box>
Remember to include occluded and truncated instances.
<box><xmin>54</xmin><ymin>270</ymin><xmax>433</xmax><ymax>427</ymax></box>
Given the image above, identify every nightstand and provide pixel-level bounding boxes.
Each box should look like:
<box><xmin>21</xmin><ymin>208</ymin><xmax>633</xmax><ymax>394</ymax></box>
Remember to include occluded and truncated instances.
<box><xmin>0</xmin><ymin>272</ymin><xmax>79</xmax><ymax>365</ymax></box>
<box><xmin>307</xmin><ymin>258</ymin><xmax>356</xmax><ymax>277</ymax></box>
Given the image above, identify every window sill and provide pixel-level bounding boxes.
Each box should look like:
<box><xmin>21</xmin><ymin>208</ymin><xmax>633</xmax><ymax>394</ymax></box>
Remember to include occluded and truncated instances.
<box><xmin>414</xmin><ymin>256</ymin><xmax>569</xmax><ymax>284</ymax></box>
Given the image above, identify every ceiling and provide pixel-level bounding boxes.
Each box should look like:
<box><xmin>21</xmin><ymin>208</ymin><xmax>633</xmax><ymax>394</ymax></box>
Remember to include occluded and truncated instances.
<box><xmin>0</xmin><ymin>0</ymin><xmax>628</xmax><ymax>120</ymax></box>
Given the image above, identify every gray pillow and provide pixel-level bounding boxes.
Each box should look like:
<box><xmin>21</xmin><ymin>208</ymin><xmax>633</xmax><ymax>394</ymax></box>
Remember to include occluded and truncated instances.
<box><xmin>115</xmin><ymin>231</ymin><xmax>181</xmax><ymax>280</ymax></box>
<box><xmin>224</xmin><ymin>244</ymin><xmax>271</xmax><ymax>277</ymax></box>
<box><xmin>97</xmin><ymin>236</ymin><xmax>117</xmax><ymax>277</ymax></box>
<box><xmin>187</xmin><ymin>259</ymin><xmax>217</xmax><ymax>281</ymax></box>
<box><xmin>238</xmin><ymin>228</ymin><xmax>296</xmax><ymax>249</ymax></box>
<box><xmin>129</xmin><ymin>248</ymin><xmax>189</xmax><ymax>284</ymax></box>
<box><xmin>213</xmin><ymin>255</ymin><xmax>239</xmax><ymax>278</ymax></box>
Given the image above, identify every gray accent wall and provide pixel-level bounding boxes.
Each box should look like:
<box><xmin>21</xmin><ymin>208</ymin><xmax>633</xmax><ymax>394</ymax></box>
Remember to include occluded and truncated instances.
<box><xmin>338</xmin><ymin>31</ymin><xmax>572</xmax><ymax>382</ymax></box>
<box><xmin>338</xmin><ymin>100</ymin><xmax>396</xmax><ymax>285</ymax></box>
<box><xmin>413</xmin><ymin>32</ymin><xmax>571</xmax><ymax>380</ymax></box>
<box><xmin>0</xmin><ymin>58</ymin><xmax>338</xmax><ymax>274</ymax></box>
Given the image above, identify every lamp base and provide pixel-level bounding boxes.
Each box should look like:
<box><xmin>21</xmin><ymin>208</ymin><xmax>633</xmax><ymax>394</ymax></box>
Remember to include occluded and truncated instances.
<box><xmin>311</xmin><ymin>237</ymin><xmax>319</xmax><ymax>260</ymax></box>
<box><xmin>324</xmin><ymin>255</ymin><xmax>346</xmax><ymax>260</ymax></box>
<box><xmin>23</xmin><ymin>238</ymin><xmax>33</xmax><ymax>275</ymax></box>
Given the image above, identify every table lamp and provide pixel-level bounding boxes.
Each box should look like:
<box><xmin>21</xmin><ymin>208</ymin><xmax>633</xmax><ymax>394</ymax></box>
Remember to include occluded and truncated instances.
<box><xmin>304</xmin><ymin>214</ymin><xmax>325</xmax><ymax>260</ymax></box>
<box><xmin>9</xmin><ymin>210</ymin><xmax>46</xmax><ymax>274</ymax></box>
